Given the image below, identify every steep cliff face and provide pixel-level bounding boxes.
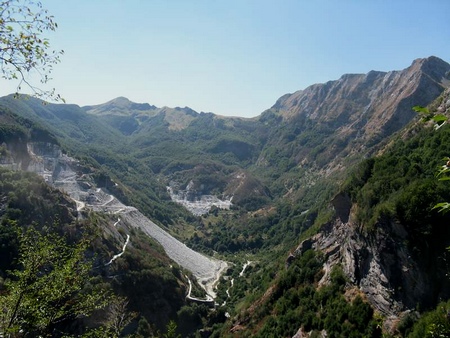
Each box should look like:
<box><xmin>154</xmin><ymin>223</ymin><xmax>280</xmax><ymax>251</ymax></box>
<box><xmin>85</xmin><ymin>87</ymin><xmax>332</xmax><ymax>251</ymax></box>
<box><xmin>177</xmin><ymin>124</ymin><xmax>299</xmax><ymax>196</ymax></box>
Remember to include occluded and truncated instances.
<box><xmin>292</xmin><ymin>207</ymin><xmax>450</xmax><ymax>336</ymax></box>
<box><xmin>260</xmin><ymin>56</ymin><xmax>450</xmax><ymax>174</ymax></box>
<box><xmin>1</xmin><ymin>141</ymin><xmax>63</xmax><ymax>175</ymax></box>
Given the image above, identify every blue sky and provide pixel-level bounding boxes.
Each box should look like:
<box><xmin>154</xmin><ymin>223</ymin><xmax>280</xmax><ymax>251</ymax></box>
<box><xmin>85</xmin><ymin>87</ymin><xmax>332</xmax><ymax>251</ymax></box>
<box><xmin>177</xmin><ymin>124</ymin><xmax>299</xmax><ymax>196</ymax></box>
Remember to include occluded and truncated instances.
<box><xmin>3</xmin><ymin>0</ymin><xmax>450</xmax><ymax>117</ymax></box>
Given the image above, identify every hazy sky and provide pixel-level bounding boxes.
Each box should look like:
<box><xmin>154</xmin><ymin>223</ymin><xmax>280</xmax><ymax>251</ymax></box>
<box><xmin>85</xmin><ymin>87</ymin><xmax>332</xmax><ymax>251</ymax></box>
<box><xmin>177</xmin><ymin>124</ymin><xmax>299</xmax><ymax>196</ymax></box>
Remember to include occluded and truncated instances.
<box><xmin>3</xmin><ymin>0</ymin><xmax>450</xmax><ymax>117</ymax></box>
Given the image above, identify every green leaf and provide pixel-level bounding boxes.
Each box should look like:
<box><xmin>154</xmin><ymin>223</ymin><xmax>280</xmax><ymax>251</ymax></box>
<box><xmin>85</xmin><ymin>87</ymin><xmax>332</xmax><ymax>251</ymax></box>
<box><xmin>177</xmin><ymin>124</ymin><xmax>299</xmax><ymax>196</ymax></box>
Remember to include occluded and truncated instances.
<box><xmin>413</xmin><ymin>105</ymin><xmax>429</xmax><ymax>114</ymax></box>
<box><xmin>432</xmin><ymin>202</ymin><xmax>450</xmax><ymax>213</ymax></box>
<box><xmin>432</xmin><ymin>114</ymin><xmax>448</xmax><ymax>123</ymax></box>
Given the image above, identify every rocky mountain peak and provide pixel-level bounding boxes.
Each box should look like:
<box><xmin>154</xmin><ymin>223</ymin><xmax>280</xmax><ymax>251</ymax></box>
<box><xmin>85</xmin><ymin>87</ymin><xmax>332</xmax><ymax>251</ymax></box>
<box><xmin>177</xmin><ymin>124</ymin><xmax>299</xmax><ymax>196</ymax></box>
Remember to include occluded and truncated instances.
<box><xmin>410</xmin><ymin>56</ymin><xmax>450</xmax><ymax>86</ymax></box>
<box><xmin>109</xmin><ymin>96</ymin><xmax>132</xmax><ymax>106</ymax></box>
<box><xmin>411</xmin><ymin>55</ymin><xmax>449</xmax><ymax>70</ymax></box>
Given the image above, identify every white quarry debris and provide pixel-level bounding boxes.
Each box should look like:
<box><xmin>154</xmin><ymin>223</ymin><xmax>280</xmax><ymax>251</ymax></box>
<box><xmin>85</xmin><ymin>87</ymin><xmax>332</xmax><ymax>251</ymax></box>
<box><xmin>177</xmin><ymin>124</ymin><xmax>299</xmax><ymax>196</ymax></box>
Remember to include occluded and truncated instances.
<box><xmin>22</xmin><ymin>142</ymin><xmax>227</xmax><ymax>300</ymax></box>
<box><xmin>167</xmin><ymin>185</ymin><xmax>233</xmax><ymax>216</ymax></box>
<box><xmin>121</xmin><ymin>208</ymin><xmax>227</xmax><ymax>298</ymax></box>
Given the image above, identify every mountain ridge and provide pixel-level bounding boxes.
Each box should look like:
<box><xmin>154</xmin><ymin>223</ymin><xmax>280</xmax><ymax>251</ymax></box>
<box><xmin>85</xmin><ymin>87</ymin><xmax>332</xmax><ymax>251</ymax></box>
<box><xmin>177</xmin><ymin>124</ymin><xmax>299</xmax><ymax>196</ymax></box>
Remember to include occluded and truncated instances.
<box><xmin>73</xmin><ymin>57</ymin><xmax>449</xmax><ymax>120</ymax></box>
<box><xmin>257</xmin><ymin>56</ymin><xmax>450</xmax><ymax>177</ymax></box>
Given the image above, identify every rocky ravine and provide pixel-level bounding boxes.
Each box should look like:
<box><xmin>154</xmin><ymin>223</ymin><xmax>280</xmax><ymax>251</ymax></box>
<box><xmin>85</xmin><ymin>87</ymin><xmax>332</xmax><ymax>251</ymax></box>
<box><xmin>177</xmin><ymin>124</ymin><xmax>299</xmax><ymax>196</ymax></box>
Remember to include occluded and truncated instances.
<box><xmin>6</xmin><ymin>141</ymin><xmax>227</xmax><ymax>300</ymax></box>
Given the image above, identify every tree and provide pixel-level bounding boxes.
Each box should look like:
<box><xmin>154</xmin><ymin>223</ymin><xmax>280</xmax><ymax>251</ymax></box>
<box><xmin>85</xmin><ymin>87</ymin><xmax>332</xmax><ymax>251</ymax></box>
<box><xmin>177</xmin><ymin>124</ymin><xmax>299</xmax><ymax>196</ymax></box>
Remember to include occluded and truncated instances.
<box><xmin>163</xmin><ymin>320</ymin><xmax>181</xmax><ymax>338</ymax></box>
<box><xmin>103</xmin><ymin>297</ymin><xmax>137</xmax><ymax>338</ymax></box>
<box><xmin>0</xmin><ymin>227</ymin><xmax>109</xmax><ymax>337</ymax></box>
<box><xmin>433</xmin><ymin>157</ymin><xmax>450</xmax><ymax>213</ymax></box>
<box><xmin>0</xmin><ymin>0</ymin><xmax>63</xmax><ymax>100</ymax></box>
<box><xmin>415</xmin><ymin>104</ymin><xmax>450</xmax><ymax>213</ymax></box>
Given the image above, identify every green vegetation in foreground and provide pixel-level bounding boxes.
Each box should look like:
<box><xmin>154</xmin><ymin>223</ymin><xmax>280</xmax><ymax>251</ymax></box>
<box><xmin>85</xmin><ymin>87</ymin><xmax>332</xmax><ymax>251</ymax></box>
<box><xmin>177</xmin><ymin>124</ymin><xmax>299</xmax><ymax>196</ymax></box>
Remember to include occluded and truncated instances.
<box><xmin>0</xmin><ymin>227</ymin><xmax>110</xmax><ymax>337</ymax></box>
<box><xmin>405</xmin><ymin>300</ymin><xmax>450</xmax><ymax>338</ymax></box>
<box><xmin>214</xmin><ymin>250</ymin><xmax>382</xmax><ymax>338</ymax></box>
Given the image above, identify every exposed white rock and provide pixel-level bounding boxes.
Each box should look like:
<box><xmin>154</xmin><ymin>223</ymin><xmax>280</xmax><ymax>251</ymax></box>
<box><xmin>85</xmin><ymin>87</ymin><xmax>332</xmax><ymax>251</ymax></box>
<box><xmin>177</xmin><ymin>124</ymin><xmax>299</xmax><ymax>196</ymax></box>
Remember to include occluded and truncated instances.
<box><xmin>291</xmin><ymin>192</ymin><xmax>433</xmax><ymax>332</ymax></box>
<box><xmin>167</xmin><ymin>185</ymin><xmax>232</xmax><ymax>216</ymax></box>
<box><xmin>105</xmin><ymin>234</ymin><xmax>130</xmax><ymax>266</ymax></box>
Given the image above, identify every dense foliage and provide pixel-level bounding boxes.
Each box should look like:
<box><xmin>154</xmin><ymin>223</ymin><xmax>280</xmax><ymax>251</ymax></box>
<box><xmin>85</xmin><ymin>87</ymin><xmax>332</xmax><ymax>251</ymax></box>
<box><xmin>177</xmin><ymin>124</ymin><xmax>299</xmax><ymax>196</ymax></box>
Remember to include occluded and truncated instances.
<box><xmin>407</xmin><ymin>300</ymin><xmax>450</xmax><ymax>338</ymax></box>
<box><xmin>343</xmin><ymin>124</ymin><xmax>450</xmax><ymax>255</ymax></box>
<box><xmin>0</xmin><ymin>227</ymin><xmax>108</xmax><ymax>337</ymax></box>
<box><xmin>215</xmin><ymin>251</ymin><xmax>381</xmax><ymax>338</ymax></box>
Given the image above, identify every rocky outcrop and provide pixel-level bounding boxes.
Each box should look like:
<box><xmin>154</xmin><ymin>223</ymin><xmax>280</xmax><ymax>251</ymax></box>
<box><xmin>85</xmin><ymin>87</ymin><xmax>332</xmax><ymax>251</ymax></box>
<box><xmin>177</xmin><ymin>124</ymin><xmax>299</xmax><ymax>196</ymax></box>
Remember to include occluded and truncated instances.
<box><xmin>167</xmin><ymin>182</ymin><xmax>233</xmax><ymax>216</ymax></box>
<box><xmin>261</xmin><ymin>56</ymin><xmax>450</xmax><ymax>174</ymax></box>
<box><xmin>292</xmin><ymin>327</ymin><xmax>327</xmax><ymax>338</ymax></box>
<box><xmin>295</xmin><ymin>218</ymin><xmax>404</xmax><ymax>316</ymax></box>
<box><xmin>293</xmin><ymin>204</ymin><xmax>450</xmax><ymax>321</ymax></box>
